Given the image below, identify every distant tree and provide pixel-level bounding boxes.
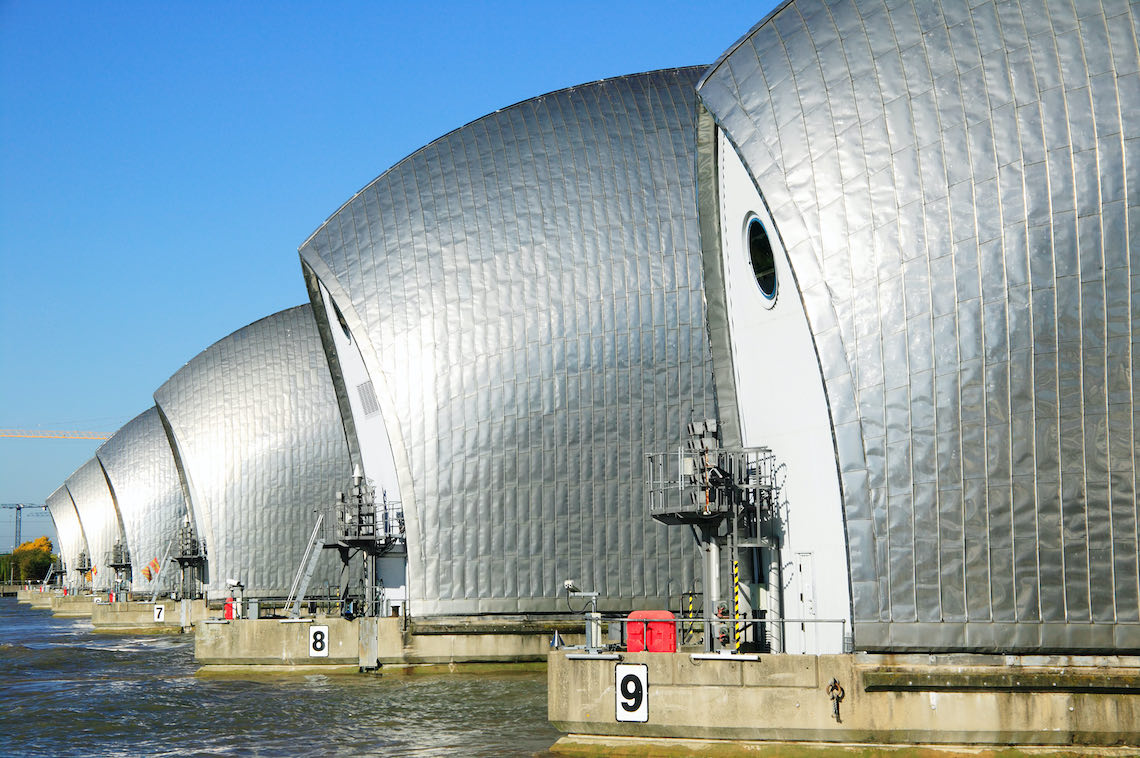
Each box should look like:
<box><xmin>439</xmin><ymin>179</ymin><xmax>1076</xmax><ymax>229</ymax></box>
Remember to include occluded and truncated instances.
<box><xmin>12</xmin><ymin>536</ymin><xmax>54</xmax><ymax>581</ymax></box>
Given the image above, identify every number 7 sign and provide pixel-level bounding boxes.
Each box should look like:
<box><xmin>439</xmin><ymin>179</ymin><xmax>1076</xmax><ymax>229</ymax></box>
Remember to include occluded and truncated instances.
<box><xmin>615</xmin><ymin>663</ymin><xmax>648</xmax><ymax>722</ymax></box>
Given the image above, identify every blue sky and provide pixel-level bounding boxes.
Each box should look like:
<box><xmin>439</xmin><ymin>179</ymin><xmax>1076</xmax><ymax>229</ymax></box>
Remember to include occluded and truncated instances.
<box><xmin>0</xmin><ymin>1</ymin><xmax>775</xmax><ymax>551</ymax></box>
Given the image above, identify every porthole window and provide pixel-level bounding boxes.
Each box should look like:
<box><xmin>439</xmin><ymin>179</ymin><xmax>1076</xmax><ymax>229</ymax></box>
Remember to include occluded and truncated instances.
<box><xmin>332</xmin><ymin>300</ymin><xmax>352</xmax><ymax>341</ymax></box>
<box><xmin>747</xmin><ymin>216</ymin><xmax>777</xmax><ymax>300</ymax></box>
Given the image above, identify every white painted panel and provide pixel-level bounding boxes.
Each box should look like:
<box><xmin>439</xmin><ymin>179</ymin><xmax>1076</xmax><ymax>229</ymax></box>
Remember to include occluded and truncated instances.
<box><xmin>795</xmin><ymin>552</ymin><xmax>816</xmax><ymax>654</ymax></box>
<box><xmin>318</xmin><ymin>281</ymin><xmax>400</xmax><ymax>499</ymax></box>
<box><xmin>717</xmin><ymin>128</ymin><xmax>850</xmax><ymax>653</ymax></box>
<box><xmin>318</xmin><ymin>281</ymin><xmax>406</xmax><ymax>600</ymax></box>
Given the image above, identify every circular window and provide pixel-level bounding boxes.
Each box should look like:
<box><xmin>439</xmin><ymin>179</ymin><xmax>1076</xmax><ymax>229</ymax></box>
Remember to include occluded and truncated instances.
<box><xmin>747</xmin><ymin>217</ymin><xmax>777</xmax><ymax>300</ymax></box>
<box><xmin>332</xmin><ymin>301</ymin><xmax>352</xmax><ymax>341</ymax></box>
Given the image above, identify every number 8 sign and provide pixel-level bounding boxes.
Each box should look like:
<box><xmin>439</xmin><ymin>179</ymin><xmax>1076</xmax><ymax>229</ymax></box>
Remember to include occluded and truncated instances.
<box><xmin>615</xmin><ymin>663</ymin><xmax>648</xmax><ymax>722</ymax></box>
<box><xmin>309</xmin><ymin>625</ymin><xmax>329</xmax><ymax>657</ymax></box>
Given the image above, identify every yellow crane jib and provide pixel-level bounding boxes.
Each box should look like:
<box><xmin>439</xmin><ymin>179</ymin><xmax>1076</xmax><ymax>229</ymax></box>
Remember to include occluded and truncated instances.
<box><xmin>0</xmin><ymin>429</ymin><xmax>110</xmax><ymax>440</ymax></box>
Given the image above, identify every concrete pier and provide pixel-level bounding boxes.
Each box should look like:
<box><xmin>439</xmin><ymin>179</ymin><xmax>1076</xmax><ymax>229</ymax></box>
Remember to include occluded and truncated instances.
<box><xmin>195</xmin><ymin>615</ymin><xmax>584</xmax><ymax>671</ymax></box>
<box><xmin>91</xmin><ymin>599</ymin><xmax>207</xmax><ymax>634</ymax></box>
<box><xmin>195</xmin><ymin>616</ymin><xmax>362</xmax><ymax>672</ymax></box>
<box><xmin>547</xmin><ymin>651</ymin><xmax>1140</xmax><ymax>751</ymax></box>
<box><xmin>16</xmin><ymin>587</ymin><xmax>56</xmax><ymax>609</ymax></box>
<box><xmin>29</xmin><ymin>593</ymin><xmax>55</xmax><ymax>610</ymax></box>
<box><xmin>50</xmin><ymin>594</ymin><xmax>100</xmax><ymax>618</ymax></box>
<box><xmin>380</xmin><ymin>617</ymin><xmax>580</xmax><ymax>667</ymax></box>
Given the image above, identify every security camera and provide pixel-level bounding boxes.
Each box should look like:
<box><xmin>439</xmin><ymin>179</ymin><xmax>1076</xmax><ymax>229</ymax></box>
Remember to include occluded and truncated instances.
<box><xmin>226</xmin><ymin>578</ymin><xmax>243</xmax><ymax>588</ymax></box>
<box><xmin>563</xmin><ymin>579</ymin><xmax>580</xmax><ymax>592</ymax></box>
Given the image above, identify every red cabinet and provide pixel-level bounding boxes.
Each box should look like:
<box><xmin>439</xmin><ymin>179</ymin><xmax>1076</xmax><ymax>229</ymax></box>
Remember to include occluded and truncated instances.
<box><xmin>626</xmin><ymin>610</ymin><xmax>676</xmax><ymax>652</ymax></box>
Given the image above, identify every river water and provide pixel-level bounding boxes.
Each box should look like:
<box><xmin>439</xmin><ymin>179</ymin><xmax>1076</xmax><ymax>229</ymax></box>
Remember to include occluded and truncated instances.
<box><xmin>0</xmin><ymin>597</ymin><xmax>560</xmax><ymax>757</ymax></box>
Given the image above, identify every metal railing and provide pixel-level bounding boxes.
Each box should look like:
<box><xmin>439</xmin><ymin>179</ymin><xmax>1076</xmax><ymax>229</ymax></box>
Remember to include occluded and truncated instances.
<box><xmin>284</xmin><ymin>514</ymin><xmax>325</xmax><ymax>618</ymax></box>
<box><xmin>646</xmin><ymin>446</ymin><xmax>778</xmax><ymax>522</ymax></box>
<box><xmin>558</xmin><ymin>615</ymin><xmax>851</xmax><ymax>655</ymax></box>
<box><xmin>321</xmin><ymin>497</ymin><xmax>404</xmax><ymax>545</ymax></box>
<box><xmin>208</xmin><ymin>589</ymin><xmax>365</xmax><ymax>620</ymax></box>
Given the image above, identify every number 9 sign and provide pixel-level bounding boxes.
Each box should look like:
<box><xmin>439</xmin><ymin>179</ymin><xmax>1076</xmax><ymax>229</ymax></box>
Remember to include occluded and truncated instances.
<box><xmin>615</xmin><ymin>663</ymin><xmax>648</xmax><ymax>722</ymax></box>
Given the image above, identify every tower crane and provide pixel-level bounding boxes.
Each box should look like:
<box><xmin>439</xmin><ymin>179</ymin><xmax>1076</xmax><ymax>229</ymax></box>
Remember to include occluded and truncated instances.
<box><xmin>2</xmin><ymin>430</ymin><xmax>108</xmax><ymax>550</ymax></box>
<box><xmin>1</xmin><ymin>504</ymin><xmax>48</xmax><ymax>550</ymax></box>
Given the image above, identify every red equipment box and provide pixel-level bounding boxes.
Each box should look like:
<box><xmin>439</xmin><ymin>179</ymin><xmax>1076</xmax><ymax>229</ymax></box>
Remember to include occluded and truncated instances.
<box><xmin>626</xmin><ymin>610</ymin><xmax>677</xmax><ymax>653</ymax></box>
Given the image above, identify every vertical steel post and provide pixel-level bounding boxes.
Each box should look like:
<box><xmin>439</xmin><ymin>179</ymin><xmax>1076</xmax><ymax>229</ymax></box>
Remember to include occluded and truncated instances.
<box><xmin>701</xmin><ymin>525</ymin><xmax>719</xmax><ymax>652</ymax></box>
<box><xmin>767</xmin><ymin>536</ymin><xmax>783</xmax><ymax>653</ymax></box>
<box><xmin>732</xmin><ymin>559</ymin><xmax>741</xmax><ymax>651</ymax></box>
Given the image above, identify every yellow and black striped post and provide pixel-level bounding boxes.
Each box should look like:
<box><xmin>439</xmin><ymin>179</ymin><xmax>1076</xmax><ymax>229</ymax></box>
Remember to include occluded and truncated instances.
<box><xmin>686</xmin><ymin>591</ymin><xmax>694</xmax><ymax>642</ymax></box>
<box><xmin>732</xmin><ymin>559</ymin><xmax>742</xmax><ymax>651</ymax></box>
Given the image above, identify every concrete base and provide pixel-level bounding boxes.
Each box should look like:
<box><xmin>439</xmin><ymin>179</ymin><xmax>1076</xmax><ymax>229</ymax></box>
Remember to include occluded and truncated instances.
<box><xmin>91</xmin><ymin>599</ymin><xmax>207</xmax><ymax>634</ymax></box>
<box><xmin>17</xmin><ymin>588</ymin><xmax>56</xmax><ymax>609</ymax></box>
<box><xmin>547</xmin><ymin>651</ymin><xmax>1140</xmax><ymax>749</ymax></box>
<box><xmin>374</xmin><ymin>617</ymin><xmax>581</xmax><ymax>666</ymax></box>
<box><xmin>551</xmin><ymin>734</ymin><xmax>1140</xmax><ymax>756</ymax></box>
<box><xmin>194</xmin><ymin>615</ymin><xmax>584</xmax><ymax>671</ymax></box>
<box><xmin>195</xmin><ymin>663</ymin><xmax>364</xmax><ymax>676</ymax></box>
<box><xmin>195</xmin><ymin>616</ymin><xmax>361</xmax><ymax>669</ymax></box>
<box><xmin>50</xmin><ymin>594</ymin><xmax>101</xmax><ymax>617</ymax></box>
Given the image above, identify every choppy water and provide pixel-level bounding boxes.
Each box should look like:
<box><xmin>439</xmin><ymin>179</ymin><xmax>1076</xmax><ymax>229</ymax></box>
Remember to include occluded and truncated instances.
<box><xmin>0</xmin><ymin>597</ymin><xmax>560</xmax><ymax>757</ymax></box>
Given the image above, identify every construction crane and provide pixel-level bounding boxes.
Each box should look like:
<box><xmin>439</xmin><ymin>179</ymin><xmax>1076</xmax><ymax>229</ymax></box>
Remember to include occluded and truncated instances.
<box><xmin>1</xmin><ymin>430</ymin><xmax>106</xmax><ymax>552</ymax></box>
<box><xmin>1</xmin><ymin>504</ymin><xmax>48</xmax><ymax>550</ymax></box>
<box><xmin>0</xmin><ymin>430</ymin><xmax>109</xmax><ymax>440</ymax></box>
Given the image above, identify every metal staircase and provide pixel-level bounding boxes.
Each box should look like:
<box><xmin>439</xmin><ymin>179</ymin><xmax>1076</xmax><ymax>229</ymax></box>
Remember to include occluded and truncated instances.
<box><xmin>284</xmin><ymin>513</ymin><xmax>325</xmax><ymax>618</ymax></box>
<box><xmin>646</xmin><ymin>420</ymin><xmax>783</xmax><ymax>653</ymax></box>
<box><xmin>321</xmin><ymin>466</ymin><xmax>405</xmax><ymax>618</ymax></box>
<box><xmin>173</xmin><ymin>513</ymin><xmax>206</xmax><ymax>599</ymax></box>
<box><xmin>149</xmin><ymin>537</ymin><xmax>176</xmax><ymax>603</ymax></box>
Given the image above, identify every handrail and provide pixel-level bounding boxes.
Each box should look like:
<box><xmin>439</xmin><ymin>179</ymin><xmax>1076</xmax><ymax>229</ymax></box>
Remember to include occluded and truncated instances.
<box><xmin>284</xmin><ymin>513</ymin><xmax>324</xmax><ymax>618</ymax></box>
<box><xmin>558</xmin><ymin>615</ymin><xmax>850</xmax><ymax>655</ymax></box>
<box><xmin>149</xmin><ymin>536</ymin><xmax>176</xmax><ymax>603</ymax></box>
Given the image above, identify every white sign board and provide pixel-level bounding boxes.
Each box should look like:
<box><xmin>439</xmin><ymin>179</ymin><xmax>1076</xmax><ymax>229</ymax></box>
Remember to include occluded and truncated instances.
<box><xmin>309</xmin><ymin>625</ymin><xmax>330</xmax><ymax>657</ymax></box>
<box><xmin>153</xmin><ymin>604</ymin><xmax>165</xmax><ymax>623</ymax></box>
<box><xmin>615</xmin><ymin>663</ymin><xmax>648</xmax><ymax>722</ymax></box>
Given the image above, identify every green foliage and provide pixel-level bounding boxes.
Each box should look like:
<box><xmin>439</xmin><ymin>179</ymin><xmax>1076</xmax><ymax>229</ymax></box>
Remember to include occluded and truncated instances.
<box><xmin>11</xmin><ymin>536</ymin><xmax>54</xmax><ymax>581</ymax></box>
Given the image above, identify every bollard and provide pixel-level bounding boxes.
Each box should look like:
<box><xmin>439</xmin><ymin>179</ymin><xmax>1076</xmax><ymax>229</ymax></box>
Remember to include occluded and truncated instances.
<box><xmin>585</xmin><ymin>612</ymin><xmax>602</xmax><ymax>651</ymax></box>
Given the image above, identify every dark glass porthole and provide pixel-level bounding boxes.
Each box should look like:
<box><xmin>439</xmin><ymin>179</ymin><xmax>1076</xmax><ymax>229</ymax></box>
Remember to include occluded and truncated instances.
<box><xmin>747</xmin><ymin>217</ymin><xmax>777</xmax><ymax>300</ymax></box>
<box><xmin>332</xmin><ymin>300</ymin><xmax>352</xmax><ymax>341</ymax></box>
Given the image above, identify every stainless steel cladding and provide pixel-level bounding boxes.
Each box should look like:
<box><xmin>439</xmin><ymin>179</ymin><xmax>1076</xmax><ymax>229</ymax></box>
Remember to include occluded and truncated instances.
<box><xmin>152</xmin><ymin>305</ymin><xmax>351</xmax><ymax>600</ymax></box>
<box><xmin>64</xmin><ymin>458</ymin><xmax>124</xmax><ymax>592</ymax></box>
<box><xmin>46</xmin><ymin>485</ymin><xmax>87</xmax><ymax>588</ymax></box>
<box><xmin>698</xmin><ymin>0</ymin><xmax>1139</xmax><ymax>651</ymax></box>
<box><xmin>300</xmin><ymin>68</ymin><xmax>718</xmax><ymax>615</ymax></box>
<box><xmin>96</xmin><ymin>406</ymin><xmax>185</xmax><ymax>594</ymax></box>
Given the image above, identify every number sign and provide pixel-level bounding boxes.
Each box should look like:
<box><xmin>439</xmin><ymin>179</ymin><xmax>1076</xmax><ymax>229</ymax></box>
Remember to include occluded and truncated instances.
<box><xmin>615</xmin><ymin>663</ymin><xmax>648</xmax><ymax>722</ymax></box>
<box><xmin>309</xmin><ymin>625</ymin><xmax>329</xmax><ymax>657</ymax></box>
<box><xmin>153</xmin><ymin>604</ymin><xmax>165</xmax><ymax>623</ymax></box>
